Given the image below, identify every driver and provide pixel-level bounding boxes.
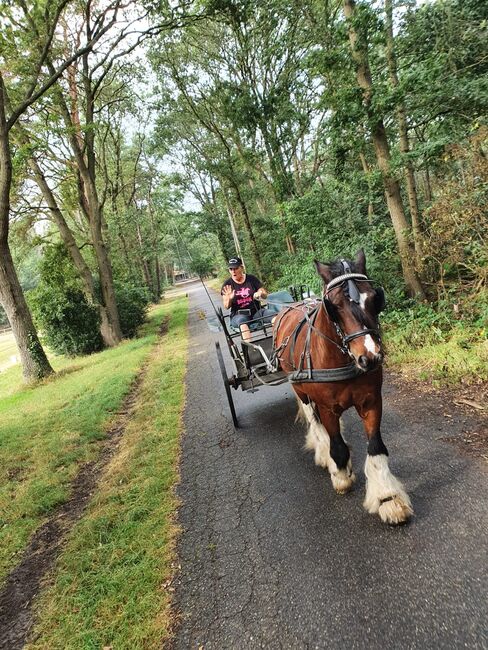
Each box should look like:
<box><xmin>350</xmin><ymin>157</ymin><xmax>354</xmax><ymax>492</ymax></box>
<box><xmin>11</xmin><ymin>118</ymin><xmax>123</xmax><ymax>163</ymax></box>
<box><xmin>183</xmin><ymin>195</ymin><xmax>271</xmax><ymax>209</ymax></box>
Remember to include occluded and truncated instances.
<box><xmin>221</xmin><ymin>257</ymin><xmax>275</xmax><ymax>341</ymax></box>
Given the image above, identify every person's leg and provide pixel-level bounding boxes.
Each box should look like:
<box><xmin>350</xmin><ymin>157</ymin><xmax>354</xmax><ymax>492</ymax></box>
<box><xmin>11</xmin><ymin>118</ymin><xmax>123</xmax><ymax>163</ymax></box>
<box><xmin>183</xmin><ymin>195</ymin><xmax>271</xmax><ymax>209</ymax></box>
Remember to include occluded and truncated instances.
<box><xmin>240</xmin><ymin>324</ymin><xmax>251</xmax><ymax>341</ymax></box>
<box><xmin>230</xmin><ymin>313</ymin><xmax>252</xmax><ymax>341</ymax></box>
<box><xmin>256</xmin><ymin>308</ymin><xmax>277</xmax><ymax>327</ymax></box>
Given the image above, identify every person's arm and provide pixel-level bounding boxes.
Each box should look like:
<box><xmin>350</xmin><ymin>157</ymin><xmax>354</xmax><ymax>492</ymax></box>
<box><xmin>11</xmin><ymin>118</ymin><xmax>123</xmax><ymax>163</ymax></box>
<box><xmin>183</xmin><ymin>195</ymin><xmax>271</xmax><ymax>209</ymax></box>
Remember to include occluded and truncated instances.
<box><xmin>253</xmin><ymin>286</ymin><xmax>268</xmax><ymax>300</ymax></box>
<box><xmin>251</xmin><ymin>276</ymin><xmax>267</xmax><ymax>300</ymax></box>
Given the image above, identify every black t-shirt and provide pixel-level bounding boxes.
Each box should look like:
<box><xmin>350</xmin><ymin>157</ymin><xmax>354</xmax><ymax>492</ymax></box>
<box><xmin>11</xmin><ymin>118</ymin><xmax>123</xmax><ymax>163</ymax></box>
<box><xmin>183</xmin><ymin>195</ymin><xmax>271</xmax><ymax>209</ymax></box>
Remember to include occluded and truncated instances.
<box><xmin>221</xmin><ymin>274</ymin><xmax>262</xmax><ymax>316</ymax></box>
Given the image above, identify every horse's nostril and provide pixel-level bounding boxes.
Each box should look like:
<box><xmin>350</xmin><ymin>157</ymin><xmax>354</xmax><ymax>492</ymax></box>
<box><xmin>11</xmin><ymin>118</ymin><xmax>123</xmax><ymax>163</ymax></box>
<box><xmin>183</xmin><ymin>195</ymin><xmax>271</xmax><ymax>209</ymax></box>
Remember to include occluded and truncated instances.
<box><xmin>359</xmin><ymin>355</ymin><xmax>369</xmax><ymax>369</ymax></box>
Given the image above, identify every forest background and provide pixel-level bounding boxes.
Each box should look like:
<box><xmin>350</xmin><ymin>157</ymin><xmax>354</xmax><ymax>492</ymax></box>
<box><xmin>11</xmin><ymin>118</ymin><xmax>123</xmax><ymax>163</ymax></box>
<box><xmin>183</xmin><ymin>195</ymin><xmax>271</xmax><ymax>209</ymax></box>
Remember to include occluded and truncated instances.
<box><xmin>0</xmin><ymin>0</ymin><xmax>486</xmax><ymax>384</ymax></box>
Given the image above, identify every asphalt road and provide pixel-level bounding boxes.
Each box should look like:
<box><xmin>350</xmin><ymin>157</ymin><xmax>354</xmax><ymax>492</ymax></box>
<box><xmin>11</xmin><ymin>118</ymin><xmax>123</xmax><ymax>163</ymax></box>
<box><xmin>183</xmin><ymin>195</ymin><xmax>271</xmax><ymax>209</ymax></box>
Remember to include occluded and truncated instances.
<box><xmin>173</xmin><ymin>279</ymin><xmax>488</xmax><ymax>649</ymax></box>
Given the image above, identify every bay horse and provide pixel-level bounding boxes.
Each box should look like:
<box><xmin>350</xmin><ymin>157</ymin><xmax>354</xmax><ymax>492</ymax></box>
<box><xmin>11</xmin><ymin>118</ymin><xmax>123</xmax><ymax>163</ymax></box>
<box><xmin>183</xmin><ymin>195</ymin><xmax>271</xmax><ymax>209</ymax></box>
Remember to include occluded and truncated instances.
<box><xmin>273</xmin><ymin>249</ymin><xmax>413</xmax><ymax>525</ymax></box>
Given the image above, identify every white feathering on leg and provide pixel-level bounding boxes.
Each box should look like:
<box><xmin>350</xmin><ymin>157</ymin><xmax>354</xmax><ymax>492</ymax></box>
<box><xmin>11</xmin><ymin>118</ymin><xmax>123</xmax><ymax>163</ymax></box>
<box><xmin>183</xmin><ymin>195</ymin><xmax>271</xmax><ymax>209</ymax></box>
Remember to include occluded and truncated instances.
<box><xmin>308</xmin><ymin>412</ymin><xmax>355</xmax><ymax>493</ymax></box>
<box><xmin>298</xmin><ymin>400</ymin><xmax>355</xmax><ymax>494</ymax></box>
<box><xmin>363</xmin><ymin>454</ymin><xmax>413</xmax><ymax>524</ymax></box>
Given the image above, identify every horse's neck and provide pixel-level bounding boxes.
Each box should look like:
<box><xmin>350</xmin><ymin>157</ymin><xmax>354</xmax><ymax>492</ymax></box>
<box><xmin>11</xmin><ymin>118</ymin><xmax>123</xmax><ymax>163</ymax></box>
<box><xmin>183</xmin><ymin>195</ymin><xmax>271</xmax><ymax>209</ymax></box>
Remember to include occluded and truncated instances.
<box><xmin>311</xmin><ymin>305</ymin><xmax>346</xmax><ymax>366</ymax></box>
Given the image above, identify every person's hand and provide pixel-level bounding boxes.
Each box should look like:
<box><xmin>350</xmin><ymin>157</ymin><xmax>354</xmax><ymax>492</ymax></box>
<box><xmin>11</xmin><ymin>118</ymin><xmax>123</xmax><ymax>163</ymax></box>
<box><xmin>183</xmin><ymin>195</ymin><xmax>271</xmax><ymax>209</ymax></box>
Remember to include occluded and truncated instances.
<box><xmin>222</xmin><ymin>285</ymin><xmax>235</xmax><ymax>300</ymax></box>
<box><xmin>253</xmin><ymin>291</ymin><xmax>261</xmax><ymax>300</ymax></box>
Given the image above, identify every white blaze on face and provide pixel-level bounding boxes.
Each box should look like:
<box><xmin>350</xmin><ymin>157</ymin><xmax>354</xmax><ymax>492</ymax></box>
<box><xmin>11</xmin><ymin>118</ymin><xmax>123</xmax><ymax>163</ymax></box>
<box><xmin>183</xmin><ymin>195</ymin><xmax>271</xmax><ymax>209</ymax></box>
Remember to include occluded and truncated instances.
<box><xmin>359</xmin><ymin>291</ymin><xmax>378</xmax><ymax>354</ymax></box>
<box><xmin>363</xmin><ymin>333</ymin><xmax>377</xmax><ymax>354</ymax></box>
<box><xmin>359</xmin><ymin>292</ymin><xmax>368</xmax><ymax>311</ymax></box>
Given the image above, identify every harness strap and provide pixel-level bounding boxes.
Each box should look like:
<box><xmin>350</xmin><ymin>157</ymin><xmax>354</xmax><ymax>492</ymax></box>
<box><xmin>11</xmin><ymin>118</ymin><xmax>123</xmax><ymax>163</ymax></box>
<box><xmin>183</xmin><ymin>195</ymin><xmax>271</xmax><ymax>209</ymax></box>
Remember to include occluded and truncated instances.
<box><xmin>289</xmin><ymin>364</ymin><xmax>364</xmax><ymax>383</ymax></box>
<box><xmin>272</xmin><ymin>286</ymin><xmax>382</xmax><ymax>384</ymax></box>
<box><xmin>343</xmin><ymin>328</ymin><xmax>378</xmax><ymax>344</ymax></box>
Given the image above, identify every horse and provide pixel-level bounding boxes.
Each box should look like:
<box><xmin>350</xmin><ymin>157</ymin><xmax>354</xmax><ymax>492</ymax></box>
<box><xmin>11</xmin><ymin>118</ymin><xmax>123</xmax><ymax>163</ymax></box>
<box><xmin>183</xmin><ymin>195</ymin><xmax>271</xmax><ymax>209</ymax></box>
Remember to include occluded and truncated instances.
<box><xmin>272</xmin><ymin>249</ymin><xmax>413</xmax><ymax>525</ymax></box>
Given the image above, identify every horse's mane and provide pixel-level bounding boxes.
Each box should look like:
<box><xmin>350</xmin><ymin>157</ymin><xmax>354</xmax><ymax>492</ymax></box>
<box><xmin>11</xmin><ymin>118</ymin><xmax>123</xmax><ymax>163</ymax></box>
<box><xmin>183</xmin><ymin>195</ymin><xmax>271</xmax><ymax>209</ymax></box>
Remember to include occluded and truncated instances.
<box><xmin>323</xmin><ymin>257</ymin><xmax>378</xmax><ymax>330</ymax></box>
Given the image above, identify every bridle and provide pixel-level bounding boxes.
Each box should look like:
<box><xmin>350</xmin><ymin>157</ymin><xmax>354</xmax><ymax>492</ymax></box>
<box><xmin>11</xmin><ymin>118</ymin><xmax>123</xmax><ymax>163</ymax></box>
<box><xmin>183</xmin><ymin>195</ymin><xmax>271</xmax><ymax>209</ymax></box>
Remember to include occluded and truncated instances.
<box><xmin>273</xmin><ymin>261</ymin><xmax>383</xmax><ymax>383</ymax></box>
<box><xmin>323</xmin><ymin>266</ymin><xmax>382</xmax><ymax>359</ymax></box>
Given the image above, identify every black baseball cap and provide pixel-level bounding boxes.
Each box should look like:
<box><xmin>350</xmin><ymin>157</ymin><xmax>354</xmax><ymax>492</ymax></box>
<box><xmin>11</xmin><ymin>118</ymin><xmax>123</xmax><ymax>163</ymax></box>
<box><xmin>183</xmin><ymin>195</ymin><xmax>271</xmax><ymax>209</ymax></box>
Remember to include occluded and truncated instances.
<box><xmin>228</xmin><ymin>257</ymin><xmax>243</xmax><ymax>269</ymax></box>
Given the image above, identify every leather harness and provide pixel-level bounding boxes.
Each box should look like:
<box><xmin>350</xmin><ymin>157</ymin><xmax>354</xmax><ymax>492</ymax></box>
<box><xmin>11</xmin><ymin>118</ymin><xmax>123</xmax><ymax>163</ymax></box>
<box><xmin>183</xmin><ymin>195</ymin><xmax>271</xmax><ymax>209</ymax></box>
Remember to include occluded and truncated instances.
<box><xmin>272</xmin><ymin>264</ymin><xmax>382</xmax><ymax>384</ymax></box>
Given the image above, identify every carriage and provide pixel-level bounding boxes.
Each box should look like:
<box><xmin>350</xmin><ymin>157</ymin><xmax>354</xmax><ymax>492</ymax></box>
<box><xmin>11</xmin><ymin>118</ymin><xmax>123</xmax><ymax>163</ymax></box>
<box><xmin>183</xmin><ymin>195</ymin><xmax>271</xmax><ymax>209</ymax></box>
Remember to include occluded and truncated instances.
<box><xmin>214</xmin><ymin>288</ymin><xmax>311</xmax><ymax>428</ymax></box>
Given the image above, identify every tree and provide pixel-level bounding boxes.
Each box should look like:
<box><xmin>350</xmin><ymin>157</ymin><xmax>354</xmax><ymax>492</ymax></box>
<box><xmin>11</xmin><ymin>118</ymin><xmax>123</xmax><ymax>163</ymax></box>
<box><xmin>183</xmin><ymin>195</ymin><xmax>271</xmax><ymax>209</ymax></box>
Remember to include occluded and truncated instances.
<box><xmin>0</xmin><ymin>0</ymin><xmax>115</xmax><ymax>381</ymax></box>
<box><xmin>343</xmin><ymin>0</ymin><xmax>425</xmax><ymax>298</ymax></box>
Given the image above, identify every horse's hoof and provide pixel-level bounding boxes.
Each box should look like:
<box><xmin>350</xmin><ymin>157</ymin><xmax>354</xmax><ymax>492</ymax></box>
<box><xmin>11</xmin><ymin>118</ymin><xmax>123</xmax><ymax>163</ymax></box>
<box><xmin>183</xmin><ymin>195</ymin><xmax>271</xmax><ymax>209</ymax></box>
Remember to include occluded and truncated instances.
<box><xmin>331</xmin><ymin>470</ymin><xmax>356</xmax><ymax>494</ymax></box>
<box><xmin>378</xmin><ymin>496</ymin><xmax>413</xmax><ymax>525</ymax></box>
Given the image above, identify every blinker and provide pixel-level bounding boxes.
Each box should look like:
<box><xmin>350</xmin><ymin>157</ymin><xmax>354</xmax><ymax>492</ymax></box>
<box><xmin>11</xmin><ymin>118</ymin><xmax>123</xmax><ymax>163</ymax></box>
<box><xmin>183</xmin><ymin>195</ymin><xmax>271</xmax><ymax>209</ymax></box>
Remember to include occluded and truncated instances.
<box><xmin>341</xmin><ymin>260</ymin><xmax>360</xmax><ymax>304</ymax></box>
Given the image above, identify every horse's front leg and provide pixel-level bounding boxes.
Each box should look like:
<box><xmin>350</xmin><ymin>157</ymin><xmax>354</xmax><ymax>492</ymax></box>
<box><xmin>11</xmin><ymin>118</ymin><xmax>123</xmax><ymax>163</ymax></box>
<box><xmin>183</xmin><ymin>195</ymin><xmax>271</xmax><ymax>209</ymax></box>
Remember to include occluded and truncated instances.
<box><xmin>312</xmin><ymin>405</ymin><xmax>356</xmax><ymax>495</ymax></box>
<box><xmin>358</xmin><ymin>401</ymin><xmax>413</xmax><ymax>525</ymax></box>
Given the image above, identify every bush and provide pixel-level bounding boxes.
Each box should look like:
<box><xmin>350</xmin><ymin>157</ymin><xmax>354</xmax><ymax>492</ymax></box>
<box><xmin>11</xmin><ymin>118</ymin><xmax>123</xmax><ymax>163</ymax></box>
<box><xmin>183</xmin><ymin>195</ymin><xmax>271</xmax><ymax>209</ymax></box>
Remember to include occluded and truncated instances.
<box><xmin>30</xmin><ymin>284</ymin><xmax>103</xmax><ymax>356</ymax></box>
<box><xmin>114</xmin><ymin>283</ymin><xmax>150</xmax><ymax>338</ymax></box>
<box><xmin>29</xmin><ymin>244</ymin><xmax>104</xmax><ymax>356</ymax></box>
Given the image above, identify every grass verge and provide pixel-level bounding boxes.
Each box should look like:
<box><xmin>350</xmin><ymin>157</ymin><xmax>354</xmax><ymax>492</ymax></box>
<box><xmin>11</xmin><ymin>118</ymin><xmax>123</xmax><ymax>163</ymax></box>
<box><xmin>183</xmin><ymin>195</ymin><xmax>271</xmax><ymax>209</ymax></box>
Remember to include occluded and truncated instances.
<box><xmin>0</xmin><ymin>303</ymin><xmax>174</xmax><ymax>584</ymax></box>
<box><xmin>384</xmin><ymin>324</ymin><xmax>488</xmax><ymax>386</ymax></box>
<box><xmin>25</xmin><ymin>296</ymin><xmax>187</xmax><ymax>649</ymax></box>
<box><xmin>0</xmin><ymin>330</ymin><xmax>18</xmax><ymax>371</ymax></box>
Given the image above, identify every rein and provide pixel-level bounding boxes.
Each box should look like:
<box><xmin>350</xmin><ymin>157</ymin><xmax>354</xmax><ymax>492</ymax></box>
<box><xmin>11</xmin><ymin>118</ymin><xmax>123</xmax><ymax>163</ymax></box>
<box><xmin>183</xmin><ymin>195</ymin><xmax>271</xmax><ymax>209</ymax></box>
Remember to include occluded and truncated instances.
<box><xmin>272</xmin><ymin>270</ymin><xmax>382</xmax><ymax>384</ymax></box>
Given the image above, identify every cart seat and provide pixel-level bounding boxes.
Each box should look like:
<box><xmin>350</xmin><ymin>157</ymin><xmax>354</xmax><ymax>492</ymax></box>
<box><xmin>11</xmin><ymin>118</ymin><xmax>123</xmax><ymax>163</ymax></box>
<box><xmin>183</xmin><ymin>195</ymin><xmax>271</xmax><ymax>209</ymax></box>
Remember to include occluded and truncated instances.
<box><xmin>265</xmin><ymin>290</ymin><xmax>295</xmax><ymax>314</ymax></box>
<box><xmin>228</xmin><ymin>290</ymin><xmax>294</xmax><ymax>334</ymax></box>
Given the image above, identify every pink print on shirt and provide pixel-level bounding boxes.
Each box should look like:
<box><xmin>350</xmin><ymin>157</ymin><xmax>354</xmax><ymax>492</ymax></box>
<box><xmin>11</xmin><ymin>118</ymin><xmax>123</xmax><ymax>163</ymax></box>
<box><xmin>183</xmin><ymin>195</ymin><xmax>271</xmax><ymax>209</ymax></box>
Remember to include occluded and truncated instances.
<box><xmin>235</xmin><ymin>286</ymin><xmax>253</xmax><ymax>309</ymax></box>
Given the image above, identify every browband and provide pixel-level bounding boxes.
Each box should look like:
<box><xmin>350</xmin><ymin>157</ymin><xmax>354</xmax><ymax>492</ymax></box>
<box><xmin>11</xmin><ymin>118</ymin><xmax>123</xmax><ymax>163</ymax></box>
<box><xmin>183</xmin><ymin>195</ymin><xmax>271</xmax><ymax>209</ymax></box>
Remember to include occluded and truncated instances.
<box><xmin>325</xmin><ymin>273</ymin><xmax>368</xmax><ymax>293</ymax></box>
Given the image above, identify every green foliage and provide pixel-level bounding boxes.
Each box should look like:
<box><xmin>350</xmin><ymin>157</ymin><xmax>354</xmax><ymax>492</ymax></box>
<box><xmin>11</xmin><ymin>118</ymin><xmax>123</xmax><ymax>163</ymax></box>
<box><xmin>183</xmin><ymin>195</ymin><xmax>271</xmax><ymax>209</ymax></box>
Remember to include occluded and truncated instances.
<box><xmin>29</xmin><ymin>245</ymin><xmax>103</xmax><ymax>357</ymax></box>
<box><xmin>420</xmin><ymin>130</ymin><xmax>488</xmax><ymax>295</ymax></box>
<box><xmin>114</xmin><ymin>282</ymin><xmax>150</xmax><ymax>339</ymax></box>
<box><xmin>383</xmin><ymin>299</ymin><xmax>488</xmax><ymax>385</ymax></box>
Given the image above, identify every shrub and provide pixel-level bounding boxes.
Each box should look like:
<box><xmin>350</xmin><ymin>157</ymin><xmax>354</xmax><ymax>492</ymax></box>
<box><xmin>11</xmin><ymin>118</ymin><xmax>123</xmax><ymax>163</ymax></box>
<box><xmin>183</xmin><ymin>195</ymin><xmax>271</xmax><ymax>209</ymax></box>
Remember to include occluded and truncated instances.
<box><xmin>30</xmin><ymin>284</ymin><xmax>103</xmax><ymax>356</ymax></box>
<box><xmin>114</xmin><ymin>283</ymin><xmax>150</xmax><ymax>338</ymax></box>
<box><xmin>29</xmin><ymin>243</ymin><xmax>103</xmax><ymax>356</ymax></box>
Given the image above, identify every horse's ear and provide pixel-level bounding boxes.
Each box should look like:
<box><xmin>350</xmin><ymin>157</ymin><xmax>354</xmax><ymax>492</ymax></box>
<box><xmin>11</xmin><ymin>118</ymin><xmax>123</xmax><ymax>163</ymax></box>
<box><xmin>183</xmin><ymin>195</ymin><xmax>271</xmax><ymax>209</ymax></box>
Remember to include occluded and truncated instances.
<box><xmin>355</xmin><ymin>248</ymin><xmax>367</xmax><ymax>274</ymax></box>
<box><xmin>314</xmin><ymin>259</ymin><xmax>332</xmax><ymax>283</ymax></box>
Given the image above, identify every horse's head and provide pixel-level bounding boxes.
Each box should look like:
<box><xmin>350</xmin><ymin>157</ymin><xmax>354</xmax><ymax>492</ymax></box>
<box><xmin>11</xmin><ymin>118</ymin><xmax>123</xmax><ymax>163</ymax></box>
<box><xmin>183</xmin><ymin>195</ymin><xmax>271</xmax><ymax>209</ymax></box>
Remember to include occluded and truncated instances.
<box><xmin>315</xmin><ymin>249</ymin><xmax>384</xmax><ymax>372</ymax></box>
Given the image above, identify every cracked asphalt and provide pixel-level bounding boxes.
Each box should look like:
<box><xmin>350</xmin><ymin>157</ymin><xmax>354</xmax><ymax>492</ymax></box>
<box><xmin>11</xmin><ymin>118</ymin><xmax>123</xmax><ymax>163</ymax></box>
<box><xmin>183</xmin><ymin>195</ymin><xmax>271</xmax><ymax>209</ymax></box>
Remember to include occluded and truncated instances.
<box><xmin>173</xmin><ymin>280</ymin><xmax>488</xmax><ymax>649</ymax></box>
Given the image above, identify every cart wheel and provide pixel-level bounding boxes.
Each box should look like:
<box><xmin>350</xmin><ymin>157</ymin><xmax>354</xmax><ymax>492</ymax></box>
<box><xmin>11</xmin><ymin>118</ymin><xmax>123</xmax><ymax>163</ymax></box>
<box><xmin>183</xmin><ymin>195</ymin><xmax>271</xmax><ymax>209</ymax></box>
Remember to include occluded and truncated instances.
<box><xmin>215</xmin><ymin>341</ymin><xmax>239</xmax><ymax>428</ymax></box>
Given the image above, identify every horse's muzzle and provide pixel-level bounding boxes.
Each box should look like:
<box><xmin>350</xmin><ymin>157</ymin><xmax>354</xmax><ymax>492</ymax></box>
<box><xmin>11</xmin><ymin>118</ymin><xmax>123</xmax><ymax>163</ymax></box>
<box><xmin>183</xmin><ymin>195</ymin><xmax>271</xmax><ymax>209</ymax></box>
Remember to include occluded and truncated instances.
<box><xmin>357</xmin><ymin>353</ymin><xmax>383</xmax><ymax>372</ymax></box>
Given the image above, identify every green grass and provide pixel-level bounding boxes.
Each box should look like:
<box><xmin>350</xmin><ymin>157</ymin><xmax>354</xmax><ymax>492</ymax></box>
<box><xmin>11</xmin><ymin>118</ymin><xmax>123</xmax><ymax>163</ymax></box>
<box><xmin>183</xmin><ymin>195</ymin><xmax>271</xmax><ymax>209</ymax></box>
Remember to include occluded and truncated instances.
<box><xmin>205</xmin><ymin>277</ymin><xmax>222</xmax><ymax>292</ymax></box>
<box><xmin>384</xmin><ymin>326</ymin><xmax>488</xmax><ymax>386</ymax></box>
<box><xmin>0</xmin><ymin>305</ymin><xmax>172</xmax><ymax>585</ymax></box>
<box><xmin>25</xmin><ymin>297</ymin><xmax>188</xmax><ymax>649</ymax></box>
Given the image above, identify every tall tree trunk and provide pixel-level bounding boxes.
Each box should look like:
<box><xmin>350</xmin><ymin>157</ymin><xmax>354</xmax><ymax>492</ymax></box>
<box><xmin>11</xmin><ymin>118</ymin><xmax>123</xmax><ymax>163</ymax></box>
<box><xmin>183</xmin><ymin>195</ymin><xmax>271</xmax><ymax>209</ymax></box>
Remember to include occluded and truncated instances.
<box><xmin>223</xmin><ymin>190</ymin><xmax>243</xmax><ymax>262</ymax></box>
<box><xmin>81</xmin><ymin>50</ymin><xmax>122</xmax><ymax>344</ymax></box>
<box><xmin>0</xmin><ymin>77</ymin><xmax>53</xmax><ymax>381</ymax></box>
<box><xmin>359</xmin><ymin>151</ymin><xmax>374</xmax><ymax>224</ymax></box>
<box><xmin>136</xmin><ymin>221</ymin><xmax>153</xmax><ymax>295</ymax></box>
<box><xmin>227</xmin><ymin>180</ymin><xmax>263</xmax><ymax>277</ymax></box>
<box><xmin>26</xmin><ymin>153</ymin><xmax>115</xmax><ymax>346</ymax></box>
<box><xmin>47</xmin><ymin>62</ymin><xmax>122</xmax><ymax>344</ymax></box>
<box><xmin>343</xmin><ymin>0</ymin><xmax>425</xmax><ymax>298</ymax></box>
<box><xmin>0</xmin><ymin>245</ymin><xmax>54</xmax><ymax>381</ymax></box>
<box><xmin>423</xmin><ymin>167</ymin><xmax>433</xmax><ymax>203</ymax></box>
<box><xmin>155</xmin><ymin>258</ymin><xmax>161</xmax><ymax>300</ymax></box>
<box><xmin>87</xmin><ymin>193</ymin><xmax>122</xmax><ymax>345</ymax></box>
<box><xmin>384</xmin><ymin>0</ymin><xmax>423</xmax><ymax>261</ymax></box>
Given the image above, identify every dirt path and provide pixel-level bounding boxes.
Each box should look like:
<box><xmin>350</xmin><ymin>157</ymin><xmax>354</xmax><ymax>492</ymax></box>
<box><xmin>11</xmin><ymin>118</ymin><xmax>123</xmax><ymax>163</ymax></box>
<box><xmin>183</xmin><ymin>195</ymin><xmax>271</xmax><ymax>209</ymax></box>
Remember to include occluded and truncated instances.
<box><xmin>173</xmin><ymin>280</ymin><xmax>488</xmax><ymax>649</ymax></box>
<box><xmin>0</xmin><ymin>318</ymin><xmax>169</xmax><ymax>650</ymax></box>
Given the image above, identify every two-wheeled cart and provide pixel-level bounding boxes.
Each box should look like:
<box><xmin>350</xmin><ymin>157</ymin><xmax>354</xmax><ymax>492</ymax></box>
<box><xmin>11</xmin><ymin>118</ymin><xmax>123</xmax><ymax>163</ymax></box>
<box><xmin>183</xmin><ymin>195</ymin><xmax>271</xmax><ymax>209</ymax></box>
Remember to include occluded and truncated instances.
<box><xmin>214</xmin><ymin>292</ymin><xmax>296</xmax><ymax>428</ymax></box>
